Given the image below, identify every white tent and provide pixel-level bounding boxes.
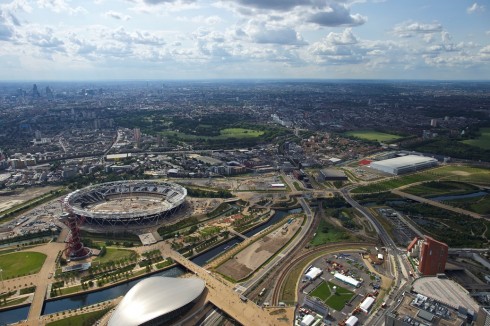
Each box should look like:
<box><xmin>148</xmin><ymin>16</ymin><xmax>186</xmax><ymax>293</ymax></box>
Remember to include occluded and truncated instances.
<box><xmin>346</xmin><ymin>315</ymin><xmax>358</xmax><ymax>326</ymax></box>
<box><xmin>305</xmin><ymin>267</ymin><xmax>323</xmax><ymax>281</ymax></box>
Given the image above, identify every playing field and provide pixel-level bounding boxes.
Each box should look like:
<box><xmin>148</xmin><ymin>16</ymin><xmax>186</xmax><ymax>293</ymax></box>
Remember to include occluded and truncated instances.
<box><xmin>344</xmin><ymin>130</ymin><xmax>401</xmax><ymax>142</ymax></box>
<box><xmin>462</xmin><ymin>128</ymin><xmax>490</xmax><ymax>150</ymax></box>
<box><xmin>0</xmin><ymin>252</ymin><xmax>47</xmax><ymax>279</ymax></box>
<box><xmin>310</xmin><ymin>281</ymin><xmax>354</xmax><ymax>311</ymax></box>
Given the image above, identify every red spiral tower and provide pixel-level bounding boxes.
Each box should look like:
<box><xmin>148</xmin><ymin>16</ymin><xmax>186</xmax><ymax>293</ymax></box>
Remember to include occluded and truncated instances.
<box><xmin>61</xmin><ymin>204</ymin><xmax>91</xmax><ymax>260</ymax></box>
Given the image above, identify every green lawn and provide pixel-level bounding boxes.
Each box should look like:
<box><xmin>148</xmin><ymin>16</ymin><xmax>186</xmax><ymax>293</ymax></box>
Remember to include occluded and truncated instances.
<box><xmin>310</xmin><ymin>219</ymin><xmax>350</xmax><ymax>246</ymax></box>
<box><xmin>344</xmin><ymin>130</ymin><xmax>401</xmax><ymax>142</ymax></box>
<box><xmin>200</xmin><ymin>226</ymin><xmax>221</xmax><ymax>238</ymax></box>
<box><xmin>352</xmin><ymin>165</ymin><xmax>490</xmax><ymax>193</ymax></box>
<box><xmin>94</xmin><ymin>248</ymin><xmax>136</xmax><ymax>264</ymax></box>
<box><xmin>160</xmin><ymin>127</ymin><xmax>264</xmax><ymax>141</ymax></box>
<box><xmin>462</xmin><ymin>128</ymin><xmax>490</xmax><ymax>150</ymax></box>
<box><xmin>446</xmin><ymin>194</ymin><xmax>490</xmax><ymax>215</ymax></box>
<box><xmin>220</xmin><ymin>128</ymin><xmax>264</xmax><ymax>138</ymax></box>
<box><xmin>0</xmin><ymin>252</ymin><xmax>47</xmax><ymax>278</ymax></box>
<box><xmin>310</xmin><ymin>281</ymin><xmax>354</xmax><ymax>311</ymax></box>
<box><xmin>46</xmin><ymin>307</ymin><xmax>112</xmax><ymax>326</ymax></box>
<box><xmin>404</xmin><ymin>181</ymin><xmax>479</xmax><ymax>197</ymax></box>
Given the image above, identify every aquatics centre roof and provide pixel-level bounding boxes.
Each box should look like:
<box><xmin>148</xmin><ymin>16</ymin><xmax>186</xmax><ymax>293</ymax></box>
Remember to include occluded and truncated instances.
<box><xmin>108</xmin><ymin>276</ymin><xmax>206</xmax><ymax>326</ymax></box>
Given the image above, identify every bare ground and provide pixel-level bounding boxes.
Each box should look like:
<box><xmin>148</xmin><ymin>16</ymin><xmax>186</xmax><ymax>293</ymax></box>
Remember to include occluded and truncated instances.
<box><xmin>217</xmin><ymin>217</ymin><xmax>302</xmax><ymax>281</ymax></box>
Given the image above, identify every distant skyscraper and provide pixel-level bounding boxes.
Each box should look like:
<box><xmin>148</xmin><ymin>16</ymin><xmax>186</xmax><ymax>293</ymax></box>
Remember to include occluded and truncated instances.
<box><xmin>430</xmin><ymin>119</ymin><xmax>438</xmax><ymax>127</ymax></box>
<box><xmin>32</xmin><ymin>84</ymin><xmax>41</xmax><ymax>98</ymax></box>
<box><xmin>45</xmin><ymin>86</ymin><xmax>53</xmax><ymax>99</ymax></box>
<box><xmin>134</xmin><ymin>128</ymin><xmax>142</xmax><ymax>147</ymax></box>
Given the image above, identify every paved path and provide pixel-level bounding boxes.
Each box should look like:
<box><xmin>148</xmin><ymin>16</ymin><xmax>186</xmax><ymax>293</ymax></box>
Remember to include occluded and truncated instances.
<box><xmin>392</xmin><ymin>189</ymin><xmax>485</xmax><ymax>220</ymax></box>
<box><xmin>22</xmin><ymin>242</ymin><xmax>65</xmax><ymax>325</ymax></box>
<box><xmin>162</xmin><ymin>247</ymin><xmax>292</xmax><ymax>326</ymax></box>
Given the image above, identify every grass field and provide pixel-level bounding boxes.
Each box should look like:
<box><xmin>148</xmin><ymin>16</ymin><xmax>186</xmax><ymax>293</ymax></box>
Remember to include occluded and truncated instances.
<box><xmin>310</xmin><ymin>281</ymin><xmax>354</xmax><ymax>311</ymax></box>
<box><xmin>310</xmin><ymin>219</ymin><xmax>350</xmax><ymax>246</ymax></box>
<box><xmin>94</xmin><ymin>248</ymin><xmax>136</xmax><ymax>264</ymax></box>
<box><xmin>220</xmin><ymin>128</ymin><xmax>264</xmax><ymax>138</ymax></box>
<box><xmin>352</xmin><ymin>165</ymin><xmax>490</xmax><ymax>193</ymax></box>
<box><xmin>161</xmin><ymin>127</ymin><xmax>264</xmax><ymax>141</ymax></box>
<box><xmin>46</xmin><ymin>307</ymin><xmax>112</xmax><ymax>326</ymax></box>
<box><xmin>462</xmin><ymin>128</ymin><xmax>490</xmax><ymax>150</ymax></box>
<box><xmin>344</xmin><ymin>130</ymin><xmax>401</xmax><ymax>142</ymax></box>
<box><xmin>0</xmin><ymin>252</ymin><xmax>46</xmax><ymax>278</ymax></box>
<box><xmin>446</xmin><ymin>194</ymin><xmax>490</xmax><ymax>215</ymax></box>
<box><xmin>404</xmin><ymin>181</ymin><xmax>479</xmax><ymax>197</ymax></box>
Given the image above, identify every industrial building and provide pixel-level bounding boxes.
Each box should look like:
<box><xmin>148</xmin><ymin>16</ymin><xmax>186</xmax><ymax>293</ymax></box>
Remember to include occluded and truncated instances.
<box><xmin>412</xmin><ymin>277</ymin><xmax>480</xmax><ymax>313</ymax></box>
<box><xmin>408</xmin><ymin>236</ymin><xmax>448</xmax><ymax>275</ymax></box>
<box><xmin>369</xmin><ymin>155</ymin><xmax>438</xmax><ymax>175</ymax></box>
<box><xmin>385</xmin><ymin>292</ymin><xmax>476</xmax><ymax>326</ymax></box>
<box><xmin>317</xmin><ymin>168</ymin><xmax>348</xmax><ymax>182</ymax></box>
<box><xmin>108</xmin><ymin>276</ymin><xmax>206</xmax><ymax>326</ymax></box>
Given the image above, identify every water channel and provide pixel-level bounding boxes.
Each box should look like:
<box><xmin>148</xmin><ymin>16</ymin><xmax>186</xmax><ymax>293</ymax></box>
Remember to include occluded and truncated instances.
<box><xmin>428</xmin><ymin>191</ymin><xmax>488</xmax><ymax>202</ymax></box>
<box><xmin>0</xmin><ymin>208</ymin><xmax>298</xmax><ymax>323</ymax></box>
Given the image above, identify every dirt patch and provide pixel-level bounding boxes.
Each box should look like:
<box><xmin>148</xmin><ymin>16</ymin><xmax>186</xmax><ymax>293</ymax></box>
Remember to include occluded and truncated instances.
<box><xmin>216</xmin><ymin>216</ymin><xmax>302</xmax><ymax>281</ymax></box>
<box><xmin>451</xmin><ymin>171</ymin><xmax>470</xmax><ymax>176</ymax></box>
<box><xmin>0</xmin><ymin>186</ymin><xmax>60</xmax><ymax>212</ymax></box>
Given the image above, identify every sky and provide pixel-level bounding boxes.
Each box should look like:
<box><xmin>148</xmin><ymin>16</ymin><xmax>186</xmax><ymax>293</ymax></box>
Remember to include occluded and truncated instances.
<box><xmin>0</xmin><ymin>0</ymin><xmax>489</xmax><ymax>80</ymax></box>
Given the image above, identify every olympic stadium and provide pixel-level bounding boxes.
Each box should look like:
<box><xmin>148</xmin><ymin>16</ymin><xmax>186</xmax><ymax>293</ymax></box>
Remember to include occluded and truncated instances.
<box><xmin>63</xmin><ymin>180</ymin><xmax>187</xmax><ymax>225</ymax></box>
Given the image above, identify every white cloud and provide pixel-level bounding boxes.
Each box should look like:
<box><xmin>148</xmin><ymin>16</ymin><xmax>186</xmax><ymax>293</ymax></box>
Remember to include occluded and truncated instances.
<box><xmin>233</xmin><ymin>0</ymin><xmax>312</xmax><ymax>11</ymax></box>
<box><xmin>467</xmin><ymin>2</ymin><xmax>485</xmax><ymax>14</ymax></box>
<box><xmin>36</xmin><ymin>0</ymin><xmax>87</xmax><ymax>15</ymax></box>
<box><xmin>307</xmin><ymin>3</ymin><xmax>367</xmax><ymax>27</ymax></box>
<box><xmin>104</xmin><ymin>10</ymin><xmax>131</xmax><ymax>21</ymax></box>
<box><xmin>393</xmin><ymin>21</ymin><xmax>443</xmax><ymax>38</ymax></box>
<box><xmin>245</xmin><ymin>22</ymin><xmax>307</xmax><ymax>45</ymax></box>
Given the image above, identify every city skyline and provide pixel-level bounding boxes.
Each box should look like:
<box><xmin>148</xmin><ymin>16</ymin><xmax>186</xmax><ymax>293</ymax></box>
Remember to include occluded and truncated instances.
<box><xmin>0</xmin><ymin>0</ymin><xmax>489</xmax><ymax>80</ymax></box>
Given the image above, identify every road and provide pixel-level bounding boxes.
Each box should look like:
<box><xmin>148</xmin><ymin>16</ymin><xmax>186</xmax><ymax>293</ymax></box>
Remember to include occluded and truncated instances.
<box><xmin>340</xmin><ymin>187</ymin><xmax>411</xmax><ymax>325</ymax></box>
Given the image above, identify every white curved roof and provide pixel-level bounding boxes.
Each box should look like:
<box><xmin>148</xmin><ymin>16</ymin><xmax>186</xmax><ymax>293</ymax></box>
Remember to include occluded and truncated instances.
<box><xmin>108</xmin><ymin>276</ymin><xmax>205</xmax><ymax>326</ymax></box>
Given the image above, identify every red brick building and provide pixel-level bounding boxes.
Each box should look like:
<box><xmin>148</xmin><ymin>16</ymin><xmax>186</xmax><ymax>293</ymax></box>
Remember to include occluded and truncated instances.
<box><xmin>407</xmin><ymin>236</ymin><xmax>448</xmax><ymax>276</ymax></box>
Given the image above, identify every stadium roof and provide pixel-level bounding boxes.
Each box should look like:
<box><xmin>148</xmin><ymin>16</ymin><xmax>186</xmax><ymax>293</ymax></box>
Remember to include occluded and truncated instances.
<box><xmin>108</xmin><ymin>276</ymin><xmax>205</xmax><ymax>326</ymax></box>
<box><xmin>371</xmin><ymin>155</ymin><xmax>437</xmax><ymax>168</ymax></box>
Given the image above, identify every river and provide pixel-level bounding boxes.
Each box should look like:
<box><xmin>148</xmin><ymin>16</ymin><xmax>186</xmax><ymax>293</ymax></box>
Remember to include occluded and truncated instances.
<box><xmin>0</xmin><ymin>208</ymin><xmax>298</xmax><ymax>323</ymax></box>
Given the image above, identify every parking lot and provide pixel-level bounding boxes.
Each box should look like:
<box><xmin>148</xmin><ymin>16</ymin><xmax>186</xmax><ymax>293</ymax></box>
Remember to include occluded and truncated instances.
<box><xmin>296</xmin><ymin>249</ymin><xmax>387</xmax><ymax>325</ymax></box>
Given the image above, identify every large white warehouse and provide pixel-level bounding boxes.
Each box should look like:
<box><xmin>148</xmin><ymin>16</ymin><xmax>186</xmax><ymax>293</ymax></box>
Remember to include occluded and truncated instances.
<box><xmin>370</xmin><ymin>155</ymin><xmax>437</xmax><ymax>175</ymax></box>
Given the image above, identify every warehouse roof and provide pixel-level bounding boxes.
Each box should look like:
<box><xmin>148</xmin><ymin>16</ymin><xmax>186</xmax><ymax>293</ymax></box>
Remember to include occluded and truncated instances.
<box><xmin>371</xmin><ymin>155</ymin><xmax>437</xmax><ymax>168</ymax></box>
<box><xmin>320</xmin><ymin>168</ymin><xmax>347</xmax><ymax>178</ymax></box>
<box><xmin>108</xmin><ymin>276</ymin><xmax>205</xmax><ymax>326</ymax></box>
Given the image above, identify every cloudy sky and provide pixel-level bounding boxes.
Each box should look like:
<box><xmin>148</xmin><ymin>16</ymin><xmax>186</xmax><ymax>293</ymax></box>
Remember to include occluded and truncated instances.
<box><xmin>0</xmin><ymin>0</ymin><xmax>489</xmax><ymax>80</ymax></box>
